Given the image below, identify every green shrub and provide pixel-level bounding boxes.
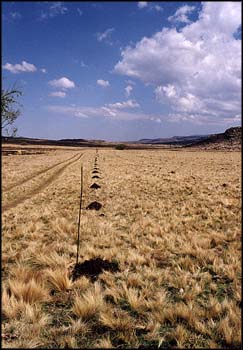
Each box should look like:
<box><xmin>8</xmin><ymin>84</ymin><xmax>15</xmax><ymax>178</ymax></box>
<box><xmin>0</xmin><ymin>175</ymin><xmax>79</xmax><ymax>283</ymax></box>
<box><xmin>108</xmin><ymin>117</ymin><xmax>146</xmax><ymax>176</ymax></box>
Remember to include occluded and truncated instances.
<box><xmin>115</xmin><ymin>144</ymin><xmax>126</xmax><ymax>150</ymax></box>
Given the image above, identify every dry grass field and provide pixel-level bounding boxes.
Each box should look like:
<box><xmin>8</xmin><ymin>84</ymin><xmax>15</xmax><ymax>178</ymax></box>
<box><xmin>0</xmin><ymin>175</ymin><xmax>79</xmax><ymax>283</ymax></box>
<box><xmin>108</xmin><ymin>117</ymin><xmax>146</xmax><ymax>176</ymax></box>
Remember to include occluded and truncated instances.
<box><xmin>2</xmin><ymin>147</ymin><xmax>241</xmax><ymax>348</ymax></box>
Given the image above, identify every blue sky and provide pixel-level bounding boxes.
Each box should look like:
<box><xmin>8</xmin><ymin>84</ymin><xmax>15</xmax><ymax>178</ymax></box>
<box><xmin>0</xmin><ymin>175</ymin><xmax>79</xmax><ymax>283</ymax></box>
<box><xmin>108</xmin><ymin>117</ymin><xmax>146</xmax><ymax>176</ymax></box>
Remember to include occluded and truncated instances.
<box><xmin>2</xmin><ymin>1</ymin><xmax>241</xmax><ymax>141</ymax></box>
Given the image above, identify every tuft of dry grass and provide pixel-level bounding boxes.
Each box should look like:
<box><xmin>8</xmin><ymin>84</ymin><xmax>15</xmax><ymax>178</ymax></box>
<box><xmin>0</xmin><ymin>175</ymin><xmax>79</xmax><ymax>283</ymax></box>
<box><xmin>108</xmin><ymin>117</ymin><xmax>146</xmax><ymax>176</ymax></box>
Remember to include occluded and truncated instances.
<box><xmin>93</xmin><ymin>336</ymin><xmax>113</xmax><ymax>348</ymax></box>
<box><xmin>72</xmin><ymin>282</ymin><xmax>105</xmax><ymax>320</ymax></box>
<box><xmin>8</xmin><ymin>279</ymin><xmax>50</xmax><ymax>304</ymax></box>
<box><xmin>46</xmin><ymin>268</ymin><xmax>72</xmax><ymax>292</ymax></box>
<box><xmin>99</xmin><ymin>308</ymin><xmax>134</xmax><ymax>332</ymax></box>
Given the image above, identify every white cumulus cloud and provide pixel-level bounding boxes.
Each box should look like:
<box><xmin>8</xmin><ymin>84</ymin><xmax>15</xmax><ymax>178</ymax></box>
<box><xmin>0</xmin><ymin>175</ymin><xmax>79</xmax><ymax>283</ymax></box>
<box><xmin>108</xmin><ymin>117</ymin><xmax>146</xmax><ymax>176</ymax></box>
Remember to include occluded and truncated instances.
<box><xmin>48</xmin><ymin>77</ymin><xmax>75</xmax><ymax>90</ymax></box>
<box><xmin>97</xmin><ymin>79</ymin><xmax>110</xmax><ymax>87</ymax></box>
<box><xmin>2</xmin><ymin>61</ymin><xmax>37</xmax><ymax>74</ymax></box>
<box><xmin>126</xmin><ymin>80</ymin><xmax>136</xmax><ymax>86</ymax></box>
<box><xmin>80</xmin><ymin>61</ymin><xmax>87</xmax><ymax>68</ymax></box>
<box><xmin>114</xmin><ymin>2</ymin><xmax>241</xmax><ymax>125</ymax></box>
<box><xmin>154</xmin><ymin>5</ymin><xmax>163</xmax><ymax>12</ymax></box>
<box><xmin>138</xmin><ymin>2</ymin><xmax>148</xmax><ymax>9</ymax></box>
<box><xmin>40</xmin><ymin>2</ymin><xmax>68</xmax><ymax>20</ymax></box>
<box><xmin>46</xmin><ymin>99</ymin><xmax>162</xmax><ymax>122</ymax></box>
<box><xmin>125</xmin><ymin>85</ymin><xmax>133</xmax><ymax>97</ymax></box>
<box><xmin>107</xmin><ymin>99</ymin><xmax>139</xmax><ymax>109</ymax></box>
<box><xmin>138</xmin><ymin>2</ymin><xmax>162</xmax><ymax>12</ymax></box>
<box><xmin>96</xmin><ymin>28</ymin><xmax>114</xmax><ymax>43</ymax></box>
<box><xmin>77</xmin><ymin>8</ymin><xmax>83</xmax><ymax>16</ymax></box>
<box><xmin>10</xmin><ymin>12</ymin><xmax>22</xmax><ymax>20</ymax></box>
<box><xmin>168</xmin><ymin>5</ymin><xmax>195</xmax><ymax>24</ymax></box>
<box><xmin>49</xmin><ymin>91</ymin><xmax>66</xmax><ymax>98</ymax></box>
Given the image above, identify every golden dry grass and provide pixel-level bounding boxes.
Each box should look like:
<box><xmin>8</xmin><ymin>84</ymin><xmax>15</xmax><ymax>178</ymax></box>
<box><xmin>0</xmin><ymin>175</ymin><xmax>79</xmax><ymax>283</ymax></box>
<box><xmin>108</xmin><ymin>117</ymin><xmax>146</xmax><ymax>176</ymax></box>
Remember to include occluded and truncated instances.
<box><xmin>2</xmin><ymin>147</ymin><xmax>241</xmax><ymax>348</ymax></box>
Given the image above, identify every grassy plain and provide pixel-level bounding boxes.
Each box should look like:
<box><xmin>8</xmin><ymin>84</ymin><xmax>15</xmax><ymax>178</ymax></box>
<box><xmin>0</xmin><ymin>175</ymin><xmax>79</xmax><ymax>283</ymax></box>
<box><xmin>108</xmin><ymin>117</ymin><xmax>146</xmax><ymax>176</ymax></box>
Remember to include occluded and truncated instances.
<box><xmin>2</xmin><ymin>147</ymin><xmax>241</xmax><ymax>348</ymax></box>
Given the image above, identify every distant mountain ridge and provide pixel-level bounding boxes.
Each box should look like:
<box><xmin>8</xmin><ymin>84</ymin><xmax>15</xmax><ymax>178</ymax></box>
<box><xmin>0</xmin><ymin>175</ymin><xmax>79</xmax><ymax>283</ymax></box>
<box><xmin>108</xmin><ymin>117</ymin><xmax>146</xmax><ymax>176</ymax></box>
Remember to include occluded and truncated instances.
<box><xmin>138</xmin><ymin>134</ymin><xmax>209</xmax><ymax>145</ymax></box>
<box><xmin>137</xmin><ymin>127</ymin><xmax>241</xmax><ymax>148</ymax></box>
<box><xmin>2</xmin><ymin>126</ymin><xmax>241</xmax><ymax>150</ymax></box>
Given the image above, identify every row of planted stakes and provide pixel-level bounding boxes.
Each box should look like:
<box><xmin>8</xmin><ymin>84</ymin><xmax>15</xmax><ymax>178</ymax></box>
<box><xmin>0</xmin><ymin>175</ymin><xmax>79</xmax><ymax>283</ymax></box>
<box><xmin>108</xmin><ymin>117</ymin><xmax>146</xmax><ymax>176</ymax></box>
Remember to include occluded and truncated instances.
<box><xmin>71</xmin><ymin>150</ymin><xmax>120</xmax><ymax>282</ymax></box>
<box><xmin>86</xmin><ymin>149</ymin><xmax>102</xmax><ymax>211</ymax></box>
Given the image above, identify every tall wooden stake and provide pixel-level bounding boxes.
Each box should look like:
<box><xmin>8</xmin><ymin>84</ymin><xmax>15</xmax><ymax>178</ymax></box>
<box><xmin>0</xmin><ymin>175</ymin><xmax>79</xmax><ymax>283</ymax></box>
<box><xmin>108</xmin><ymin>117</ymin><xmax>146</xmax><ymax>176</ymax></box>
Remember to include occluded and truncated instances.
<box><xmin>76</xmin><ymin>164</ymin><xmax>83</xmax><ymax>265</ymax></box>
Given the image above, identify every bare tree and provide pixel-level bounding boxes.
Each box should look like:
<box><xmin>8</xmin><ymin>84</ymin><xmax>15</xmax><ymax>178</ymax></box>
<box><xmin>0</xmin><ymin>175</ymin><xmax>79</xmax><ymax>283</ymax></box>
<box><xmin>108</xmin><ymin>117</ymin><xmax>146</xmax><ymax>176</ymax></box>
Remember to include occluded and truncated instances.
<box><xmin>1</xmin><ymin>87</ymin><xmax>22</xmax><ymax>137</ymax></box>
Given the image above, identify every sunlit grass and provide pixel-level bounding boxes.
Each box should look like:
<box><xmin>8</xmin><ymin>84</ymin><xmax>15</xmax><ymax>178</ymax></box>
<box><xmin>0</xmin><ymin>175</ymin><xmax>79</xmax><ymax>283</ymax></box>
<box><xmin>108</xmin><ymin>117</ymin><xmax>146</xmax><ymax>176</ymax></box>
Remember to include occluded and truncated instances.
<box><xmin>2</xmin><ymin>148</ymin><xmax>241</xmax><ymax>348</ymax></box>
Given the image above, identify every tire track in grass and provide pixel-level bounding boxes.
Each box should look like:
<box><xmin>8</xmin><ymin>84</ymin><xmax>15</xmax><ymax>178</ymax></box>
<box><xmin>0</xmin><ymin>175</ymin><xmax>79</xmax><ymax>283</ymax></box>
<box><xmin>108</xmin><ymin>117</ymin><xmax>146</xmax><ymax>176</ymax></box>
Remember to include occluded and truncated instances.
<box><xmin>4</xmin><ymin>153</ymin><xmax>79</xmax><ymax>192</ymax></box>
<box><xmin>2</xmin><ymin>153</ymin><xmax>83</xmax><ymax>213</ymax></box>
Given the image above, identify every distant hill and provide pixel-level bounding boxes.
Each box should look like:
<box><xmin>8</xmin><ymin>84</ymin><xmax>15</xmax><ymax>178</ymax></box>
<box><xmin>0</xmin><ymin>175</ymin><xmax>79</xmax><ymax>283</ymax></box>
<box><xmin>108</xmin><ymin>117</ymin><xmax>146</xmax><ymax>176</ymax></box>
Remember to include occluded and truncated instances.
<box><xmin>2</xmin><ymin>126</ymin><xmax>241</xmax><ymax>151</ymax></box>
<box><xmin>137</xmin><ymin>127</ymin><xmax>241</xmax><ymax>149</ymax></box>
<box><xmin>1</xmin><ymin>136</ymin><xmax>107</xmax><ymax>148</ymax></box>
<box><xmin>3</xmin><ymin>136</ymin><xmax>77</xmax><ymax>146</ymax></box>
<box><xmin>138</xmin><ymin>134</ymin><xmax>209</xmax><ymax>145</ymax></box>
<box><xmin>186</xmin><ymin>126</ymin><xmax>241</xmax><ymax>150</ymax></box>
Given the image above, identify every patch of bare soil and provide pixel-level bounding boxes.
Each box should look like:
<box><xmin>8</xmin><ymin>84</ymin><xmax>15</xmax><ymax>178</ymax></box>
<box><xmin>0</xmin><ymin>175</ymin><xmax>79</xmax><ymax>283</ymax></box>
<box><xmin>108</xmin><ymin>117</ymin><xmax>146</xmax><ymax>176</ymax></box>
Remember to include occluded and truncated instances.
<box><xmin>71</xmin><ymin>258</ymin><xmax>120</xmax><ymax>281</ymax></box>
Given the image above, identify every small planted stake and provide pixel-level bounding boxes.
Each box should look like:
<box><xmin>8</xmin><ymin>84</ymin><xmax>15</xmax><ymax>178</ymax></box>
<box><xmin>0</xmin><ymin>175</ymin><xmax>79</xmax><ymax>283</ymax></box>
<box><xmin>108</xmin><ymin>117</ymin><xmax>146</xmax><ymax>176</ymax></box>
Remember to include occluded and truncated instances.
<box><xmin>90</xmin><ymin>183</ymin><xmax>101</xmax><ymax>189</ymax></box>
<box><xmin>86</xmin><ymin>201</ymin><xmax>102</xmax><ymax>210</ymax></box>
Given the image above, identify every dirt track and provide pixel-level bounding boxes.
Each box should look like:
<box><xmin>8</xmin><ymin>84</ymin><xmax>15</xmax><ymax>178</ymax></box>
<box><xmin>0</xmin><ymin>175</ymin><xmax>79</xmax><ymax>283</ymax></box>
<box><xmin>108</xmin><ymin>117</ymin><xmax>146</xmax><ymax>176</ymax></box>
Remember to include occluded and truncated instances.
<box><xmin>4</xmin><ymin>153</ymin><xmax>79</xmax><ymax>192</ymax></box>
<box><xmin>2</xmin><ymin>153</ymin><xmax>83</xmax><ymax>213</ymax></box>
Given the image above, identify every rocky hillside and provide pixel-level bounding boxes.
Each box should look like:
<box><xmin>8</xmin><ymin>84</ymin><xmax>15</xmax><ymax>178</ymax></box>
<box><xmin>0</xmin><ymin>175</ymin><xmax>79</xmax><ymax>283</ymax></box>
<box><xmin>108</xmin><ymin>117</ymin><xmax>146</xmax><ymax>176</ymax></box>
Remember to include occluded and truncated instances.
<box><xmin>186</xmin><ymin>127</ymin><xmax>241</xmax><ymax>150</ymax></box>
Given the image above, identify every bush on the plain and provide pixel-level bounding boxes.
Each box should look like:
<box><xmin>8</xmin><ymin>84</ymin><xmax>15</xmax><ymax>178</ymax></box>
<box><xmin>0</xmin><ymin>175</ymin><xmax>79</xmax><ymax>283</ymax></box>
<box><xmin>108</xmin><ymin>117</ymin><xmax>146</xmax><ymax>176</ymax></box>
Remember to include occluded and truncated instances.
<box><xmin>115</xmin><ymin>144</ymin><xmax>126</xmax><ymax>150</ymax></box>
